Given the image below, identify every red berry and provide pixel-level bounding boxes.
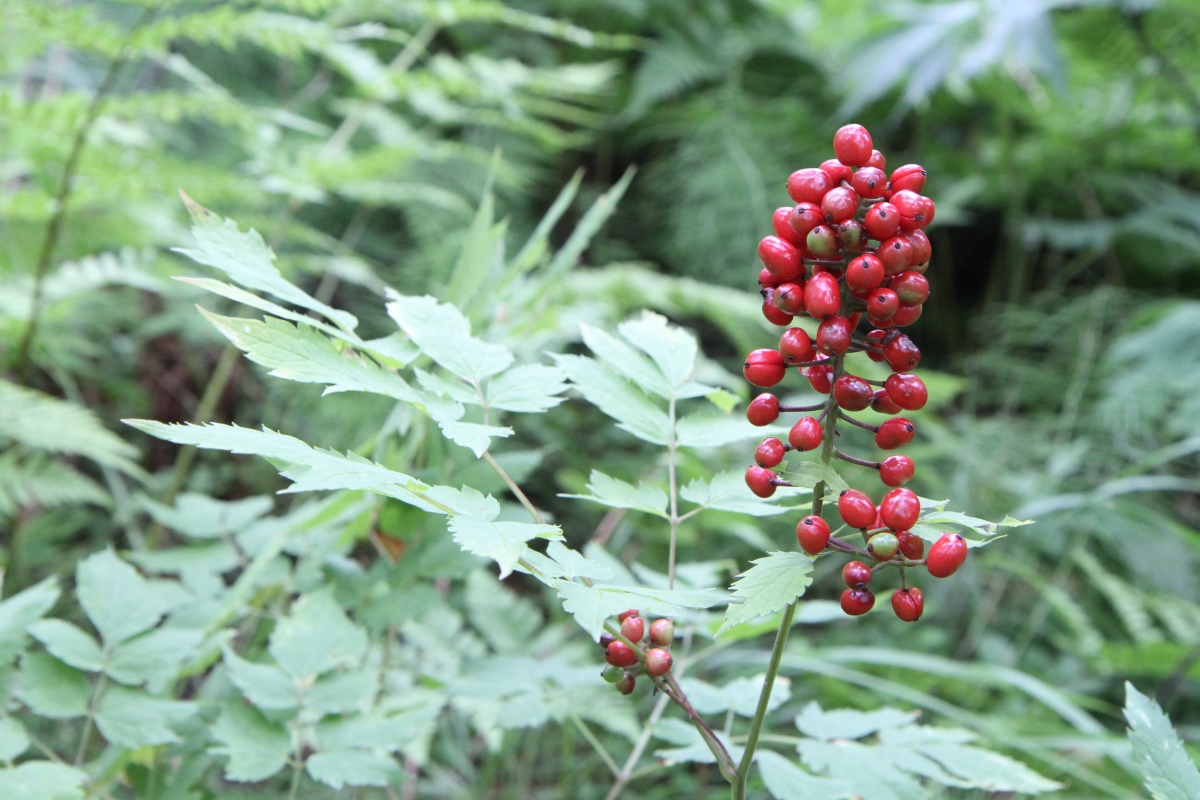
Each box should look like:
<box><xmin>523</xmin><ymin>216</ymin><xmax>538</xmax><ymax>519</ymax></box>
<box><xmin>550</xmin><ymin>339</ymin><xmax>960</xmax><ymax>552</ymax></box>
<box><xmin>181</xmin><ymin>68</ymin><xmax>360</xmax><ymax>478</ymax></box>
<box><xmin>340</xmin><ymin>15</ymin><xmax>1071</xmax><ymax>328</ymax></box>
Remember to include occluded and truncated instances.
<box><xmin>616</xmin><ymin>673</ymin><xmax>636</xmax><ymax>695</ymax></box>
<box><xmin>863</xmin><ymin>201</ymin><xmax>901</xmax><ymax>241</ymax></box>
<box><xmin>897</xmin><ymin>530</ymin><xmax>924</xmax><ymax>559</ymax></box>
<box><xmin>599</xmin><ymin>633</ymin><xmax>615</xmax><ymax>649</ymax></box>
<box><xmin>618</xmin><ymin>609</ymin><xmax>638</xmax><ymax>622</ymax></box>
<box><xmin>864</xmin><ymin>329</ymin><xmax>887</xmax><ymax>363</ymax></box>
<box><xmin>867</xmin><ymin>288</ymin><xmax>899</xmax><ymax>321</ymax></box>
<box><xmin>788</xmin><ymin>416</ymin><xmax>823</xmax><ymax>451</ymax></box>
<box><xmin>606</xmin><ymin>641</ymin><xmax>637</xmax><ymax>668</ymax></box>
<box><xmin>832</xmin><ymin>374</ymin><xmax>872</xmax><ymax>411</ymax></box>
<box><xmin>806</xmin><ymin>224</ymin><xmax>840</xmax><ymax>259</ymax></box>
<box><xmin>758</xmin><ymin>267</ymin><xmax>783</xmax><ymax>289</ymax></box>
<box><xmin>838</xmin><ymin>489</ymin><xmax>877</xmax><ymax>528</ymax></box>
<box><xmin>889</xmin><ymin>164</ymin><xmax>926</xmax><ymax>194</ymax></box>
<box><xmin>745</xmin><ymin>466</ymin><xmax>778</xmax><ymax>498</ymax></box>
<box><xmin>879</xmin><ymin>487</ymin><xmax>921</xmax><ymax>530</ymax></box>
<box><xmin>870</xmin><ymin>388</ymin><xmax>902</xmax><ymax>415</ymax></box>
<box><xmin>758</xmin><ymin>236</ymin><xmax>803</xmax><ymax>282</ymax></box>
<box><xmin>796</xmin><ymin>515</ymin><xmax>831</xmax><ymax>555</ymax></box>
<box><xmin>747</xmin><ymin>393</ymin><xmax>780</xmax><ymax>426</ymax></box>
<box><xmin>879</xmin><ymin>455</ymin><xmax>915</xmax><ymax>487</ymax></box>
<box><xmin>833</xmin><ymin>124</ymin><xmax>873</xmax><ymax>168</ymax></box>
<box><xmin>836</xmin><ymin>219</ymin><xmax>867</xmax><ymax>252</ymax></box>
<box><xmin>891</xmin><ymin>586</ymin><xmax>924</xmax><ymax>621</ymax></box>
<box><xmin>890</xmin><ymin>271</ymin><xmax>930</xmax><ymax>305</ymax></box>
<box><xmin>883</xmin><ymin>335</ymin><xmax>921</xmax><ymax>372</ymax></box>
<box><xmin>773</xmin><ymin>282</ymin><xmax>806</xmax><ymax>315</ymax></box>
<box><xmin>927</xmin><ymin>533</ymin><xmax>968</xmax><ymax>577</ymax></box>
<box><xmin>804</xmin><ymin>355</ymin><xmax>833</xmax><ymax>394</ymax></box>
<box><xmin>867</xmin><ymin>531</ymin><xmax>900</xmax><ymax>560</ymax></box>
<box><xmin>906</xmin><ymin>229</ymin><xmax>932</xmax><ymax>267</ymax></box>
<box><xmin>879</xmin><ymin>236</ymin><xmax>913</xmax><ymax>274</ymax></box>
<box><xmin>890</xmin><ymin>190</ymin><xmax>923</xmax><ymax>219</ymax></box>
<box><xmin>788</xmin><ymin>202</ymin><xmax>824</xmax><ymax>237</ymax></box>
<box><xmin>772</xmin><ymin>206</ymin><xmax>806</xmax><ymax>247</ymax></box>
<box><xmin>649</xmin><ymin>618</ymin><xmax>674</xmax><ymax>646</ymax></box>
<box><xmin>645</xmin><ymin>647</ymin><xmax>673</xmax><ymax>677</ymax></box>
<box><xmin>875</xmin><ymin>417</ymin><xmax>915</xmax><ymax>450</ymax></box>
<box><xmin>840</xmin><ymin>587</ymin><xmax>875</xmax><ymax>616</ymax></box>
<box><xmin>890</xmin><ymin>302</ymin><xmax>923</xmax><ymax>328</ymax></box>
<box><xmin>845</xmin><ymin>253</ymin><xmax>884</xmax><ymax>293</ymax></box>
<box><xmin>851</xmin><ymin>167</ymin><xmax>888</xmax><ymax>199</ymax></box>
<box><xmin>842</xmin><ymin>560</ymin><xmax>873</xmax><ymax>588</ymax></box>
<box><xmin>804</xmin><ymin>273</ymin><xmax>842</xmax><ymax>319</ymax></box>
<box><xmin>744</xmin><ymin>348</ymin><xmax>787</xmax><ymax>387</ymax></box>
<box><xmin>779</xmin><ymin>327</ymin><xmax>815</xmax><ymax>364</ymax></box>
<box><xmin>817</xmin><ymin>316</ymin><xmax>853</xmax><ymax>355</ymax></box>
<box><xmin>821</xmin><ymin>186</ymin><xmax>860</xmax><ymax>223</ymax></box>
<box><xmin>755</xmin><ymin>437</ymin><xmax>786</xmax><ymax>468</ymax></box>
<box><xmin>819</xmin><ymin>158</ymin><xmax>853</xmax><ymax>186</ymax></box>
<box><xmin>621</xmin><ymin>614</ymin><xmax>645</xmax><ymax>642</ymax></box>
<box><xmin>787</xmin><ymin>168</ymin><xmax>832</xmax><ymax>204</ymax></box>
<box><xmin>885</xmin><ymin>373</ymin><xmax>928</xmax><ymax>411</ymax></box>
<box><xmin>865</xmin><ymin>149</ymin><xmax>886</xmax><ymax>171</ymax></box>
<box><xmin>762</xmin><ymin>297</ymin><xmax>794</xmax><ymax>326</ymax></box>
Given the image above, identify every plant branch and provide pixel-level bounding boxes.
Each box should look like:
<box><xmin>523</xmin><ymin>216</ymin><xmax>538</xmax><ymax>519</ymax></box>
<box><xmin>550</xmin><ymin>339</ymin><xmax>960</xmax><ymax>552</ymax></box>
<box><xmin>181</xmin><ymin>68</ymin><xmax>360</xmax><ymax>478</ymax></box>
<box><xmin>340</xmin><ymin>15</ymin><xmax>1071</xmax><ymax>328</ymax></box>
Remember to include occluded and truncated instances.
<box><xmin>570</xmin><ymin>712</ymin><xmax>621</xmax><ymax>777</ymax></box>
<box><xmin>667</xmin><ymin>395</ymin><xmax>680</xmax><ymax>590</ymax></box>
<box><xmin>484</xmin><ymin>450</ymin><xmax>546</xmax><ymax>525</ymax></box>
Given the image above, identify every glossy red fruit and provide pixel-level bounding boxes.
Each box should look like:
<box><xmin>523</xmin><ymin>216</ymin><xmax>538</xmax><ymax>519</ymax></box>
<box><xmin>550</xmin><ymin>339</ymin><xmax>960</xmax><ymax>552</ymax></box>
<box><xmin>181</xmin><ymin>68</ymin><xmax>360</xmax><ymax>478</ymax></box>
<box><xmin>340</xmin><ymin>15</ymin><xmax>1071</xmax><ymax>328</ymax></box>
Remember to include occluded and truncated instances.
<box><xmin>927</xmin><ymin>533</ymin><xmax>968</xmax><ymax>577</ymax></box>
<box><xmin>788</xmin><ymin>416</ymin><xmax>823</xmax><ymax>451</ymax></box>
<box><xmin>920</xmin><ymin>196</ymin><xmax>936</xmax><ymax>227</ymax></box>
<box><xmin>755</xmin><ymin>437</ymin><xmax>786</xmax><ymax>468</ymax></box>
<box><xmin>870</xmin><ymin>388</ymin><xmax>902</xmax><ymax>415</ymax></box>
<box><xmin>606</xmin><ymin>641</ymin><xmax>637</xmax><ymax>668</ymax></box>
<box><xmin>618</xmin><ymin>609</ymin><xmax>638</xmax><ymax>622</ymax></box>
<box><xmin>758</xmin><ymin>236</ymin><xmax>803</xmax><ymax>282</ymax></box>
<box><xmin>907</xmin><ymin>229</ymin><xmax>932</xmax><ymax>268</ymax></box>
<box><xmin>879</xmin><ymin>487</ymin><xmax>921</xmax><ymax>531</ymax></box>
<box><xmin>890</xmin><ymin>271</ymin><xmax>930</xmax><ymax>305</ymax></box>
<box><xmin>772</xmin><ymin>206</ymin><xmax>806</xmax><ymax>247</ymax></box>
<box><xmin>758</xmin><ymin>267</ymin><xmax>783</xmax><ymax>289</ymax></box>
<box><xmin>889</xmin><ymin>164</ymin><xmax>927</xmax><ymax>194</ymax></box>
<box><xmin>616</xmin><ymin>673</ymin><xmax>636</xmax><ymax>695</ymax></box>
<box><xmin>851</xmin><ymin>167</ymin><xmax>888</xmax><ymax>199</ymax></box>
<box><xmin>845</xmin><ymin>253</ymin><xmax>884</xmax><ymax>293</ymax></box>
<box><xmin>817</xmin><ymin>316</ymin><xmax>853</xmax><ymax>355</ymax></box>
<box><xmin>890</xmin><ymin>302</ymin><xmax>923</xmax><ymax>327</ymax></box>
<box><xmin>864</xmin><ymin>329</ymin><xmax>887</xmax><ymax>362</ymax></box>
<box><xmin>805</xmin><ymin>273</ymin><xmax>842</xmax><ymax>319</ymax></box>
<box><xmin>833</xmin><ymin>123</ymin><xmax>873</xmax><ymax>167</ymax></box>
<box><xmin>744</xmin><ymin>348</ymin><xmax>787</xmax><ymax>387</ymax></box>
<box><xmin>890</xmin><ymin>190</ymin><xmax>923</xmax><ymax>219</ymax></box>
<box><xmin>649</xmin><ymin>618</ymin><xmax>674</xmax><ymax>646</ymax></box>
<box><xmin>804</xmin><ymin>355</ymin><xmax>833</xmax><ymax>394</ymax></box>
<box><xmin>840</xmin><ymin>587</ymin><xmax>875</xmax><ymax>616</ymax></box>
<box><xmin>832</xmin><ymin>374</ymin><xmax>872</xmax><ymax>411</ymax></box>
<box><xmin>787</xmin><ymin>168</ymin><xmax>832</xmax><ymax>204</ymax></box>
<box><xmin>838</xmin><ymin>489</ymin><xmax>877</xmax><ymax>528</ymax></box>
<box><xmin>836</xmin><ymin>219</ymin><xmax>867</xmax><ymax>252</ymax></box>
<box><xmin>779</xmin><ymin>327</ymin><xmax>815</xmax><ymax>364</ymax></box>
<box><xmin>867</xmin><ymin>531</ymin><xmax>900</xmax><ymax>560</ymax></box>
<box><xmin>885</xmin><ymin>373</ymin><xmax>928</xmax><ymax>411</ymax></box>
<box><xmin>891</xmin><ymin>586</ymin><xmax>924</xmax><ymax>621</ymax></box>
<box><xmin>621</xmin><ymin>614</ymin><xmax>645</xmax><ymax>642</ymax></box>
<box><xmin>806</xmin><ymin>224</ymin><xmax>840</xmax><ymax>260</ymax></box>
<box><xmin>842</xmin><ymin>560</ymin><xmax>873</xmax><ymax>588</ymax></box>
<box><xmin>875</xmin><ymin>417</ymin><xmax>915</xmax><ymax>450</ymax></box>
<box><xmin>879</xmin><ymin>455</ymin><xmax>915</xmax><ymax>487</ymax></box>
<box><xmin>747</xmin><ymin>393</ymin><xmax>780</xmax><ymax>426</ymax></box>
<box><xmin>863</xmin><ymin>201</ymin><xmax>901</xmax><ymax>241</ymax></box>
<box><xmin>645</xmin><ymin>648</ymin><xmax>673</xmax><ymax>677</ymax></box>
<box><xmin>745</xmin><ymin>466</ymin><xmax>778</xmax><ymax>498</ymax></box>
<box><xmin>879</xmin><ymin>236</ymin><xmax>913</xmax><ymax>274</ymax></box>
<box><xmin>867</xmin><ymin>288</ymin><xmax>899</xmax><ymax>321</ymax></box>
<box><xmin>866</xmin><ymin>149</ymin><xmax>886</xmax><ymax>171</ymax></box>
<box><xmin>788</xmin><ymin>202</ymin><xmax>825</xmax><ymax>237</ymax></box>
<box><xmin>796</xmin><ymin>515</ymin><xmax>831</xmax><ymax>555</ymax></box>
<box><xmin>897</xmin><ymin>530</ymin><xmax>924</xmax><ymax>559</ymax></box>
<box><xmin>774</xmin><ymin>282</ymin><xmax>806</xmax><ymax>315</ymax></box>
<box><xmin>762</xmin><ymin>298</ymin><xmax>794</xmax><ymax>326</ymax></box>
<box><xmin>819</xmin><ymin>158</ymin><xmax>853</xmax><ymax>186</ymax></box>
<box><xmin>883</xmin><ymin>335</ymin><xmax>921</xmax><ymax>372</ymax></box>
<box><xmin>821</xmin><ymin>186</ymin><xmax>860</xmax><ymax>223</ymax></box>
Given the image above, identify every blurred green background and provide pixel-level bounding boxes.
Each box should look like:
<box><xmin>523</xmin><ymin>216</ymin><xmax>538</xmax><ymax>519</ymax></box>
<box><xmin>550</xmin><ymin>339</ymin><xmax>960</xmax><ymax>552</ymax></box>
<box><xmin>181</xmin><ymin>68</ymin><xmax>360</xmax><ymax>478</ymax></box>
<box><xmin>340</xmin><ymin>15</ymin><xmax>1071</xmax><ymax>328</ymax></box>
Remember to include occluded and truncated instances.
<box><xmin>3</xmin><ymin>0</ymin><xmax>1200</xmax><ymax>797</ymax></box>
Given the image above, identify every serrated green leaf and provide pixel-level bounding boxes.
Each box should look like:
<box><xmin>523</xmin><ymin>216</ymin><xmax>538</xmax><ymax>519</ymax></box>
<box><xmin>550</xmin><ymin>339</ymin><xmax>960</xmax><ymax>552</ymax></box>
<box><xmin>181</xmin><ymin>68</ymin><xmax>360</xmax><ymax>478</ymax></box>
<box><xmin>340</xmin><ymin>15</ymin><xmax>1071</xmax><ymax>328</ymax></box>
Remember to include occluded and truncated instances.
<box><xmin>756</xmin><ymin>750</ymin><xmax>853</xmax><ymax>800</ymax></box>
<box><xmin>445</xmin><ymin>173</ymin><xmax>505</xmax><ymax>312</ymax></box>
<box><xmin>556</xmin><ymin>581</ymin><xmax>728</xmax><ymax>641</ymax></box>
<box><xmin>0</xmin><ymin>717</ymin><xmax>29</xmax><ymax>761</ymax></box>
<box><xmin>76</xmin><ymin>549</ymin><xmax>187</xmax><ymax>646</ymax></box>
<box><xmin>211</xmin><ymin>704</ymin><xmax>291</xmax><ymax>782</ymax></box>
<box><xmin>681</xmin><ymin>471</ymin><xmax>806</xmax><ymax>517</ymax></box>
<box><xmin>798</xmin><ymin>738</ymin><xmax>931</xmax><ymax>800</ymax></box>
<box><xmin>449</xmin><ymin>516</ymin><xmax>562</xmax><ymax>580</ymax></box>
<box><xmin>783</xmin><ymin>461</ymin><xmax>850</xmax><ymax>494</ymax></box>
<box><xmin>314</xmin><ymin>698</ymin><xmax>443</xmax><ymax>753</ymax></box>
<box><xmin>911</xmin><ymin>740</ymin><xmax>1063</xmax><ymax>793</ymax></box>
<box><xmin>176</xmin><ymin>194</ymin><xmax>358</xmax><ymax>332</ymax></box>
<box><xmin>546</xmin><ymin>541</ymin><xmax>614</xmax><ymax>581</ymax></box>
<box><xmin>561</xmin><ymin>469</ymin><xmax>668</xmax><ymax>516</ymax></box>
<box><xmin>618</xmin><ymin>311</ymin><xmax>698</xmax><ymax>391</ymax></box>
<box><xmin>681</xmin><ymin>674</ymin><xmax>792</xmax><ymax>718</ymax></box>
<box><xmin>94</xmin><ymin>686</ymin><xmax>194</xmax><ymax>747</ymax></box>
<box><xmin>579</xmin><ymin>323</ymin><xmax>667</xmax><ymax>397</ymax></box>
<box><xmin>15</xmin><ymin>652</ymin><xmax>90</xmax><ymax>719</ymax></box>
<box><xmin>221</xmin><ymin>646</ymin><xmax>299</xmax><ymax>710</ymax></box>
<box><xmin>141</xmin><ymin>493</ymin><xmax>274</xmax><ymax>539</ymax></box>
<box><xmin>386</xmin><ymin>293</ymin><xmax>513</xmax><ymax>383</ymax></box>
<box><xmin>552</xmin><ymin>354</ymin><xmax>671</xmax><ymax>444</ymax></box>
<box><xmin>676</xmin><ymin>413</ymin><xmax>755</xmax><ymax>448</ymax></box>
<box><xmin>1125</xmin><ymin>681</ymin><xmax>1200</xmax><ymax>800</ymax></box>
<box><xmin>306</xmin><ymin>749</ymin><xmax>399</xmax><ymax>789</ymax></box>
<box><xmin>485</xmin><ymin>364</ymin><xmax>568</xmax><ymax>412</ymax></box>
<box><xmin>268</xmin><ymin>590</ymin><xmax>367</xmax><ymax>680</ymax></box>
<box><xmin>0</xmin><ymin>578</ymin><xmax>60</xmax><ymax>664</ymax></box>
<box><xmin>306</xmin><ymin>669</ymin><xmax>378</xmax><ymax>716</ymax></box>
<box><xmin>201</xmin><ymin>311</ymin><xmax>422</xmax><ymax>403</ymax></box>
<box><xmin>0</xmin><ymin>761</ymin><xmax>87</xmax><ymax>800</ymax></box>
<box><xmin>719</xmin><ymin>552</ymin><xmax>813</xmax><ymax>635</ymax></box>
<box><xmin>795</xmin><ymin>704</ymin><xmax>919</xmax><ymax>741</ymax></box>
<box><xmin>426</xmin><ymin>401</ymin><xmax>513</xmax><ymax>457</ymax></box>
<box><xmin>27</xmin><ymin>620</ymin><xmax>102</xmax><ymax>672</ymax></box>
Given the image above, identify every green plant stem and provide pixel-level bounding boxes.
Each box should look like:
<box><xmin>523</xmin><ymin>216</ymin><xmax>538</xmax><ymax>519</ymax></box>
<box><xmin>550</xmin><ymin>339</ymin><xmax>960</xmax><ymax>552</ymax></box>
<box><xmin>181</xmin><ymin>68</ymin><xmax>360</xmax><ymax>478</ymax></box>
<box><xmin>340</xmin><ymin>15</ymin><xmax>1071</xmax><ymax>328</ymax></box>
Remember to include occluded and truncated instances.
<box><xmin>569</xmin><ymin>713</ymin><xmax>621</xmax><ymax>777</ymax></box>
<box><xmin>603</xmin><ymin>692</ymin><xmax>671</xmax><ymax>800</ymax></box>
<box><xmin>732</xmin><ymin>353</ymin><xmax>844</xmax><ymax>799</ymax></box>
<box><xmin>13</xmin><ymin>5</ymin><xmax>158</xmax><ymax>381</ymax></box>
<box><xmin>666</xmin><ymin>394</ymin><xmax>680</xmax><ymax>590</ymax></box>
<box><xmin>75</xmin><ymin>672</ymin><xmax>108</xmax><ymax>766</ymax></box>
<box><xmin>483</xmin><ymin>450</ymin><xmax>546</xmax><ymax>525</ymax></box>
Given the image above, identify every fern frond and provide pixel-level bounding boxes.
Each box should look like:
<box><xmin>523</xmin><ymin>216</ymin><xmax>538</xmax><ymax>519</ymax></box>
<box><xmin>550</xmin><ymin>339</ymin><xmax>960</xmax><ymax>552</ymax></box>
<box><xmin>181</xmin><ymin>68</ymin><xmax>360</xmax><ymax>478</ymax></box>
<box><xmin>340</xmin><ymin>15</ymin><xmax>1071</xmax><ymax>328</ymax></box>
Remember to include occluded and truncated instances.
<box><xmin>0</xmin><ymin>453</ymin><xmax>110</xmax><ymax>517</ymax></box>
<box><xmin>0</xmin><ymin>381</ymin><xmax>141</xmax><ymax>475</ymax></box>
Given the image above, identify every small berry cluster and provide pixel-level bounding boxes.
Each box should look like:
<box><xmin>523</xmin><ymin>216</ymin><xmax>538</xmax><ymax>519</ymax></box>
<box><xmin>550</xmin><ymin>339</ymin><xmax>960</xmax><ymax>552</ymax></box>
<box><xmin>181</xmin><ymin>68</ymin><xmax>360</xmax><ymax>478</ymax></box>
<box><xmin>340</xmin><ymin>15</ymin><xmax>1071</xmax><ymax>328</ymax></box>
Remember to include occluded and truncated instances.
<box><xmin>599</xmin><ymin>610</ymin><xmax>674</xmax><ymax>695</ymax></box>
<box><xmin>741</xmin><ymin>124</ymin><xmax>967</xmax><ymax>621</ymax></box>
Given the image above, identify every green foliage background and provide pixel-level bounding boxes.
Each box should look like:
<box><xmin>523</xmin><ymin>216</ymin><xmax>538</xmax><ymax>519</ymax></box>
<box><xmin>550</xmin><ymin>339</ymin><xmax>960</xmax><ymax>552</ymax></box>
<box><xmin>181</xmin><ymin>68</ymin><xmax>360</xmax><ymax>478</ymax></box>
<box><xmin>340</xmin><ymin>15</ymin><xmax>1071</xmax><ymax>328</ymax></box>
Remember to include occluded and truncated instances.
<box><xmin>2</xmin><ymin>0</ymin><xmax>1200</xmax><ymax>798</ymax></box>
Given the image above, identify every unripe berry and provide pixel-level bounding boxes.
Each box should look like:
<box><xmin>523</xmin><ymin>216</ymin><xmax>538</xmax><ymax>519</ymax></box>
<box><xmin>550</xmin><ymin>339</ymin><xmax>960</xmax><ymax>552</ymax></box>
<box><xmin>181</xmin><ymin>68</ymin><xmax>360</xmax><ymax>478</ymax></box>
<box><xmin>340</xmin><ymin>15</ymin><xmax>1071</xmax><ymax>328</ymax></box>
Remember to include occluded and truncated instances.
<box><xmin>832</xmin><ymin>374</ymin><xmax>872</xmax><ymax>411</ymax></box>
<box><xmin>779</xmin><ymin>327</ymin><xmax>814</xmax><ymax>364</ymax></box>
<box><xmin>838</xmin><ymin>489</ymin><xmax>877</xmax><ymax>528</ymax></box>
<box><xmin>605</xmin><ymin>641</ymin><xmax>637</xmax><ymax>668</ymax></box>
<box><xmin>876</xmin><ymin>417</ymin><xmax>915</xmax><ymax>450</ymax></box>
<box><xmin>616</xmin><ymin>673</ymin><xmax>636</xmax><ymax>695</ymax></box>
<box><xmin>840</xmin><ymin>587</ymin><xmax>875</xmax><ymax>616</ymax></box>
<box><xmin>885</xmin><ymin>373</ymin><xmax>928</xmax><ymax>411</ymax></box>
<box><xmin>833</xmin><ymin>124</ymin><xmax>873</xmax><ymax>167</ymax></box>
<box><xmin>755</xmin><ymin>437</ymin><xmax>786</xmax><ymax>468</ymax></box>
<box><xmin>897</xmin><ymin>530</ymin><xmax>924</xmax><ymax>560</ymax></box>
<box><xmin>836</xmin><ymin>219</ymin><xmax>867</xmax><ymax>252</ymax></box>
<box><xmin>867</xmin><ymin>531</ymin><xmax>900</xmax><ymax>560</ymax></box>
<box><xmin>621</xmin><ymin>614</ymin><xmax>645</xmax><ymax>643</ymax></box>
<box><xmin>744</xmin><ymin>348</ymin><xmax>787</xmax><ymax>387</ymax></box>
<box><xmin>601</xmin><ymin>665</ymin><xmax>623</xmax><ymax>683</ymax></box>
<box><xmin>927</xmin><ymin>533</ymin><xmax>968</xmax><ymax>577</ymax></box>
<box><xmin>758</xmin><ymin>236</ymin><xmax>803</xmax><ymax>282</ymax></box>
<box><xmin>842</xmin><ymin>560</ymin><xmax>873</xmax><ymax>588</ymax></box>
<box><xmin>649</xmin><ymin>618</ymin><xmax>674</xmax><ymax>646</ymax></box>
<box><xmin>889</xmin><ymin>270</ymin><xmax>930</xmax><ymax>305</ymax></box>
<box><xmin>645</xmin><ymin>648</ymin><xmax>673</xmax><ymax>678</ymax></box>
<box><xmin>796</xmin><ymin>515</ymin><xmax>831</xmax><ymax>555</ymax></box>
<box><xmin>806</xmin><ymin>224</ymin><xmax>840</xmax><ymax>260</ymax></box>
<box><xmin>747</xmin><ymin>393</ymin><xmax>780</xmax><ymax>426</ymax></box>
<box><xmin>787</xmin><ymin>168</ymin><xmax>832</xmax><ymax>204</ymax></box>
<box><xmin>880</xmin><ymin>487</ymin><xmax>921</xmax><ymax>531</ymax></box>
<box><xmin>879</xmin><ymin>455</ymin><xmax>915</xmax><ymax>486</ymax></box>
<box><xmin>817</xmin><ymin>316</ymin><xmax>852</xmax><ymax>355</ymax></box>
<box><xmin>891</xmin><ymin>586</ymin><xmax>924</xmax><ymax>622</ymax></box>
<box><xmin>745</xmin><ymin>466</ymin><xmax>778</xmax><ymax>498</ymax></box>
<box><xmin>788</xmin><ymin>416</ymin><xmax>823</xmax><ymax>451</ymax></box>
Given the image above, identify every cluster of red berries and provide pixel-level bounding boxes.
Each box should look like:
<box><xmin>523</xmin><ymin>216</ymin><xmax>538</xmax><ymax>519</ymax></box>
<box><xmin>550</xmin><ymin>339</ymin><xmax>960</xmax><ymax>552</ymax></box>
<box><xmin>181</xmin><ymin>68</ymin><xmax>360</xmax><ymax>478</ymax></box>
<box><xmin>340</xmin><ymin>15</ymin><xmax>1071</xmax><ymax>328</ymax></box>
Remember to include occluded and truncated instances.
<box><xmin>741</xmin><ymin>124</ymin><xmax>966</xmax><ymax>621</ymax></box>
<box><xmin>599</xmin><ymin>610</ymin><xmax>674</xmax><ymax>695</ymax></box>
